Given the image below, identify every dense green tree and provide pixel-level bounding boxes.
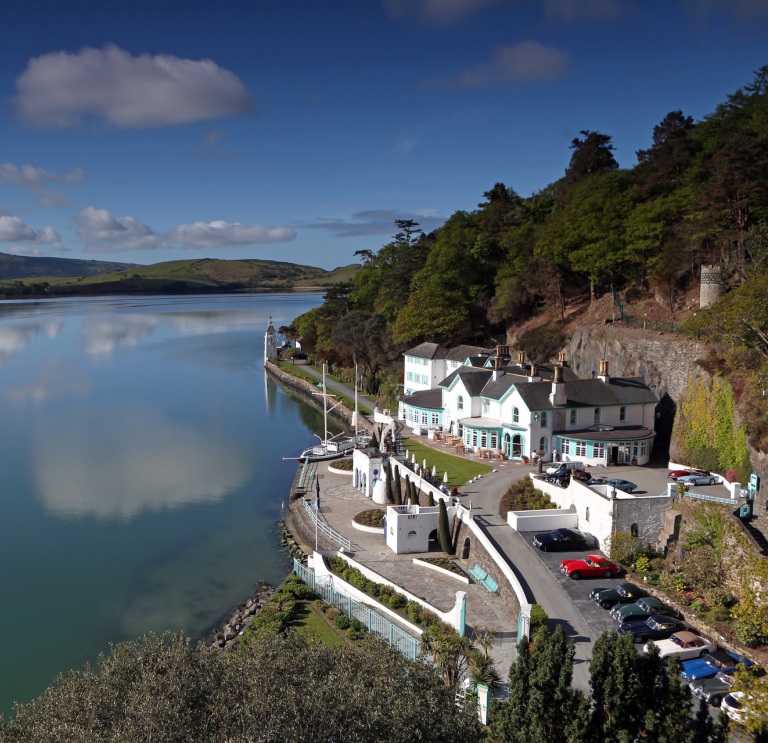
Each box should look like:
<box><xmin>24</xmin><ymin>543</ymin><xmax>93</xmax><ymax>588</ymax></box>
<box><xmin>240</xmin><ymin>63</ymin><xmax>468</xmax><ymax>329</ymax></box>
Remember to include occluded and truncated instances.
<box><xmin>1</xmin><ymin>632</ymin><xmax>482</xmax><ymax>743</ymax></box>
<box><xmin>564</xmin><ymin>130</ymin><xmax>619</xmax><ymax>187</ymax></box>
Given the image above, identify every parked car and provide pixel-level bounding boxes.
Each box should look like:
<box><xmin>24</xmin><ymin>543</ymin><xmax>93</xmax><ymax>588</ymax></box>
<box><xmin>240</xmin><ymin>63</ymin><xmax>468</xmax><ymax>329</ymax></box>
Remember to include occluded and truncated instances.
<box><xmin>680</xmin><ymin>651</ymin><xmax>755</xmax><ymax>683</ymax></box>
<box><xmin>611</xmin><ymin>596</ymin><xmax>678</xmax><ymax>624</ymax></box>
<box><xmin>677</xmin><ymin>473</ymin><xmax>717</xmax><ymax>486</ymax></box>
<box><xmin>590</xmin><ymin>582</ymin><xmax>646</xmax><ymax>609</ymax></box>
<box><xmin>572</xmin><ymin>469</ymin><xmax>591</xmax><ymax>482</ymax></box>
<box><xmin>545</xmin><ymin>461</ymin><xmax>584</xmax><ymax>475</ymax></box>
<box><xmin>560</xmin><ymin>555</ymin><xmax>620</xmax><ymax>579</ymax></box>
<box><xmin>645</xmin><ymin>631</ymin><xmax>716</xmax><ymax>661</ymax></box>
<box><xmin>668</xmin><ymin>469</ymin><xmax>710</xmax><ymax>479</ymax></box>
<box><xmin>722</xmin><ymin>692</ymin><xmax>745</xmax><ymax>723</ymax></box>
<box><xmin>618</xmin><ymin>616</ymin><xmax>688</xmax><ymax>643</ymax></box>
<box><xmin>606</xmin><ymin>478</ymin><xmax>637</xmax><ymax>493</ymax></box>
<box><xmin>532</xmin><ymin>528</ymin><xmax>597</xmax><ymax>552</ymax></box>
<box><xmin>587</xmin><ymin>477</ymin><xmax>607</xmax><ymax>485</ymax></box>
<box><xmin>690</xmin><ymin>672</ymin><xmax>735</xmax><ymax>707</ymax></box>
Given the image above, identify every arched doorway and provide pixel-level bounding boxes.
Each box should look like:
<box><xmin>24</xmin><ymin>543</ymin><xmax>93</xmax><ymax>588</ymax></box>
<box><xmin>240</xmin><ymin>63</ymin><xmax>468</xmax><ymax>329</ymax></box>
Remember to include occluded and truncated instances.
<box><xmin>462</xmin><ymin>537</ymin><xmax>471</xmax><ymax>560</ymax></box>
<box><xmin>512</xmin><ymin>434</ymin><xmax>524</xmax><ymax>459</ymax></box>
<box><xmin>428</xmin><ymin>529</ymin><xmax>438</xmax><ymax>542</ymax></box>
<box><xmin>503</xmin><ymin>433</ymin><xmax>511</xmax><ymax>458</ymax></box>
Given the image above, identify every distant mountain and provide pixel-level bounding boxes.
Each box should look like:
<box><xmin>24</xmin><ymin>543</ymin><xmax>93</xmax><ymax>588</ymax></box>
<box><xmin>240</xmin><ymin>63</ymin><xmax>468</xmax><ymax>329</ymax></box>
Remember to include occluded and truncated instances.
<box><xmin>0</xmin><ymin>257</ymin><xmax>361</xmax><ymax>296</ymax></box>
<box><xmin>0</xmin><ymin>252</ymin><xmax>140</xmax><ymax>281</ymax></box>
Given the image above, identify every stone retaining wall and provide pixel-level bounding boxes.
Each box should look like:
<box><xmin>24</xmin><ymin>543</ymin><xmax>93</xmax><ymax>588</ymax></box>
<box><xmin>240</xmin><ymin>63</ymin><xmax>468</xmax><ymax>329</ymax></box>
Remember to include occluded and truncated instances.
<box><xmin>265</xmin><ymin>360</ymin><xmax>373</xmax><ymax>433</ymax></box>
<box><xmin>452</xmin><ymin>516</ymin><xmax>522</xmax><ymax>620</ymax></box>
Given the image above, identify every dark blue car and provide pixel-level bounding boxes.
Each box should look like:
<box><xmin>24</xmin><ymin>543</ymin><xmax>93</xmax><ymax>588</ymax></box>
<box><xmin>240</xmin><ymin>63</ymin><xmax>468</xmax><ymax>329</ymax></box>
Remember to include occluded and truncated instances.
<box><xmin>680</xmin><ymin>650</ymin><xmax>754</xmax><ymax>682</ymax></box>
<box><xmin>617</xmin><ymin>616</ymin><xmax>688</xmax><ymax>644</ymax></box>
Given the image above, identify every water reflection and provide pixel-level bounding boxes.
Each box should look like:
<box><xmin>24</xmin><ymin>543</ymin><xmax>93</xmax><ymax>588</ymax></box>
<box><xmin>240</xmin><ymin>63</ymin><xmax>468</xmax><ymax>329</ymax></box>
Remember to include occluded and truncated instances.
<box><xmin>0</xmin><ymin>318</ymin><xmax>63</xmax><ymax>363</ymax></box>
<box><xmin>33</xmin><ymin>406</ymin><xmax>251</xmax><ymax>520</ymax></box>
<box><xmin>5</xmin><ymin>359</ymin><xmax>89</xmax><ymax>402</ymax></box>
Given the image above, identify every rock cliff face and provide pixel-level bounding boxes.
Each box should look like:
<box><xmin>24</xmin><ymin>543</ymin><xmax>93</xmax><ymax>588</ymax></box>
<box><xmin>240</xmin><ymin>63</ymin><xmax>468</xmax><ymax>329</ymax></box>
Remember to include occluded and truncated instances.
<box><xmin>566</xmin><ymin>323</ymin><xmax>767</xmax><ymax>498</ymax></box>
<box><xmin>568</xmin><ymin>325</ymin><xmax>708</xmax><ymax>456</ymax></box>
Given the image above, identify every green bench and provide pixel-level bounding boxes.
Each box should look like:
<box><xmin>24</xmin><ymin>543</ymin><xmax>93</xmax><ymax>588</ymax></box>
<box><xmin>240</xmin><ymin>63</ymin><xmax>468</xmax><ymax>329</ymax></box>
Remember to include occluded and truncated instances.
<box><xmin>469</xmin><ymin>565</ymin><xmax>499</xmax><ymax>594</ymax></box>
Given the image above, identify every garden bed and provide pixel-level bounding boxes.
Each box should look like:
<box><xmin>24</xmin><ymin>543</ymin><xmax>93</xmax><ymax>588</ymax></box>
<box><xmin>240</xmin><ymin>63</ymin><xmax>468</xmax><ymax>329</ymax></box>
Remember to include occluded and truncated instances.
<box><xmin>413</xmin><ymin>557</ymin><xmax>468</xmax><ymax>583</ymax></box>
<box><xmin>331</xmin><ymin>457</ymin><xmax>353</xmax><ymax>471</ymax></box>
<box><xmin>353</xmin><ymin>509</ymin><xmax>385</xmax><ymax>528</ymax></box>
<box><xmin>498</xmin><ymin>475</ymin><xmax>555</xmax><ymax>517</ymax></box>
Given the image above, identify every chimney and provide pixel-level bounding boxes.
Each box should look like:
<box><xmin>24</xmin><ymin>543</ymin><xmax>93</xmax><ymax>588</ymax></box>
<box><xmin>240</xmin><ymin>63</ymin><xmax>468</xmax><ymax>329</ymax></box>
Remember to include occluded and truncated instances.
<box><xmin>549</xmin><ymin>364</ymin><xmax>567</xmax><ymax>406</ymax></box>
<box><xmin>493</xmin><ymin>356</ymin><xmax>502</xmax><ymax>369</ymax></box>
<box><xmin>492</xmin><ymin>355</ymin><xmax>505</xmax><ymax>380</ymax></box>
<box><xmin>558</xmin><ymin>351</ymin><xmax>567</xmax><ymax>367</ymax></box>
<box><xmin>528</xmin><ymin>361</ymin><xmax>541</xmax><ymax>382</ymax></box>
<box><xmin>496</xmin><ymin>345</ymin><xmax>503</xmax><ymax>358</ymax></box>
<box><xmin>518</xmin><ymin>350</ymin><xmax>525</xmax><ymax>364</ymax></box>
<box><xmin>598</xmin><ymin>359</ymin><xmax>610</xmax><ymax>383</ymax></box>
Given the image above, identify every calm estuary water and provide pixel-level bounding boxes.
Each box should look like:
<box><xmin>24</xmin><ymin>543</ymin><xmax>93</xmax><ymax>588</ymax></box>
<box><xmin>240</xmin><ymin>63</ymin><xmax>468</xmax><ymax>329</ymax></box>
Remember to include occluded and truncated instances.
<box><xmin>0</xmin><ymin>292</ymin><xmax>336</xmax><ymax>719</ymax></box>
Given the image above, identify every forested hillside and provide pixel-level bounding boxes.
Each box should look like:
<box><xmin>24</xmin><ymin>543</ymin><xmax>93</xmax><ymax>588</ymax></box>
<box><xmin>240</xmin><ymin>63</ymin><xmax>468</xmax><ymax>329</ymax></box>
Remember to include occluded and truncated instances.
<box><xmin>0</xmin><ymin>252</ymin><xmax>139</xmax><ymax>280</ymax></box>
<box><xmin>289</xmin><ymin>67</ymin><xmax>768</xmax><ymax>411</ymax></box>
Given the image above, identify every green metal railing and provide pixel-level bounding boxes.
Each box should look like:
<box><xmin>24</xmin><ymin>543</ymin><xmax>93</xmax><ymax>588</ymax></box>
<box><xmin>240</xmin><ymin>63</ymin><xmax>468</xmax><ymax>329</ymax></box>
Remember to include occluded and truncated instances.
<box><xmin>301</xmin><ymin>497</ymin><xmax>352</xmax><ymax>551</ymax></box>
<box><xmin>293</xmin><ymin>559</ymin><xmax>420</xmax><ymax>659</ymax></box>
<box><xmin>681</xmin><ymin>491</ymin><xmax>736</xmax><ymax>507</ymax></box>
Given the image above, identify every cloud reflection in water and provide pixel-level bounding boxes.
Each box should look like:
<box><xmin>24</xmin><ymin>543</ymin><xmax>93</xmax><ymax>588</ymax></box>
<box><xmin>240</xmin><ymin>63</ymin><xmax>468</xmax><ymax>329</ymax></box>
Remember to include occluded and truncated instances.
<box><xmin>33</xmin><ymin>406</ymin><xmax>252</xmax><ymax>520</ymax></box>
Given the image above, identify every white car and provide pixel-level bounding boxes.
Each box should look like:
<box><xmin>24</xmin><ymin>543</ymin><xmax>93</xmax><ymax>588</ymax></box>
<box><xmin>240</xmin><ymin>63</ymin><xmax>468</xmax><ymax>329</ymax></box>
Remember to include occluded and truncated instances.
<box><xmin>545</xmin><ymin>461</ymin><xmax>584</xmax><ymax>475</ymax></box>
<box><xmin>721</xmin><ymin>692</ymin><xmax>746</xmax><ymax>723</ymax></box>
<box><xmin>644</xmin><ymin>631</ymin><xmax>716</xmax><ymax>661</ymax></box>
<box><xmin>677</xmin><ymin>474</ymin><xmax>717</xmax><ymax>486</ymax></box>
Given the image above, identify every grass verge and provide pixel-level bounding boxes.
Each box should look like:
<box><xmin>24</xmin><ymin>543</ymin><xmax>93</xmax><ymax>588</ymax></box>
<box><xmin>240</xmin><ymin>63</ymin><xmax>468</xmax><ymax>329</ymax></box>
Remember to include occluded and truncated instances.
<box><xmin>400</xmin><ymin>437</ymin><xmax>493</xmax><ymax>489</ymax></box>
<box><xmin>289</xmin><ymin>602</ymin><xmax>346</xmax><ymax>647</ymax></box>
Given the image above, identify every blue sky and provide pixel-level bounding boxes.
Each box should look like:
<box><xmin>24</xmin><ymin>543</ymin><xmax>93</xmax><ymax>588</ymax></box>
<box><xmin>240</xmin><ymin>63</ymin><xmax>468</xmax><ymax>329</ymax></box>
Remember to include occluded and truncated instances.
<box><xmin>0</xmin><ymin>0</ymin><xmax>767</xmax><ymax>269</ymax></box>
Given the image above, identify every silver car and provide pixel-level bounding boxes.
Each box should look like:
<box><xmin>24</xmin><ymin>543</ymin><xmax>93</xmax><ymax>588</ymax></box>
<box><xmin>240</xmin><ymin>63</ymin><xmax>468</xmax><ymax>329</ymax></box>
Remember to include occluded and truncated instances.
<box><xmin>677</xmin><ymin>474</ymin><xmax>717</xmax><ymax>486</ymax></box>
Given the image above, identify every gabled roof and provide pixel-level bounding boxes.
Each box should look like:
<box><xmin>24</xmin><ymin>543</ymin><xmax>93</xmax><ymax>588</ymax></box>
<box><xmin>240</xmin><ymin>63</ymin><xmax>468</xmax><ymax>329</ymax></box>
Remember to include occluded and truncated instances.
<box><xmin>404</xmin><ymin>342</ymin><xmax>447</xmax><ymax>360</ymax></box>
<box><xmin>514</xmin><ymin>377</ymin><xmax>658</xmax><ymax>410</ymax></box>
<box><xmin>465</xmin><ymin>357</ymin><xmax>489</xmax><ymax>367</ymax></box>
<box><xmin>397</xmin><ymin>388</ymin><xmax>443</xmax><ymax>409</ymax></box>
<box><xmin>444</xmin><ymin>344</ymin><xmax>492</xmax><ymax>361</ymax></box>
<box><xmin>438</xmin><ymin>367</ymin><xmax>492</xmax><ymax>396</ymax></box>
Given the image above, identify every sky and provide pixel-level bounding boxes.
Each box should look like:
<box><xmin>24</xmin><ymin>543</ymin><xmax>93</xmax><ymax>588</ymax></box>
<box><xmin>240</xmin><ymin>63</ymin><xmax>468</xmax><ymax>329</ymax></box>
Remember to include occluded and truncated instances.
<box><xmin>0</xmin><ymin>0</ymin><xmax>767</xmax><ymax>270</ymax></box>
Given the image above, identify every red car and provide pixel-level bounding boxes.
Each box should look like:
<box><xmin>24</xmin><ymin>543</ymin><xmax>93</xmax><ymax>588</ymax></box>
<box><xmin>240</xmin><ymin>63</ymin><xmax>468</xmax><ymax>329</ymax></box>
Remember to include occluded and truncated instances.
<box><xmin>560</xmin><ymin>555</ymin><xmax>620</xmax><ymax>580</ymax></box>
<box><xmin>668</xmin><ymin>469</ymin><xmax>710</xmax><ymax>479</ymax></box>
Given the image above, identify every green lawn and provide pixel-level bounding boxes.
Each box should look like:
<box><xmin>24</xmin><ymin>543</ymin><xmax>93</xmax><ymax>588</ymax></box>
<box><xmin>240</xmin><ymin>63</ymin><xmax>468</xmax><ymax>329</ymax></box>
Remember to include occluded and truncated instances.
<box><xmin>273</xmin><ymin>359</ymin><xmax>324</xmax><ymax>386</ymax></box>
<box><xmin>289</xmin><ymin>602</ymin><xmax>346</xmax><ymax>646</ymax></box>
<box><xmin>279</xmin><ymin>362</ymin><xmax>372</xmax><ymax>414</ymax></box>
<box><xmin>399</xmin><ymin>437</ymin><xmax>493</xmax><ymax>490</ymax></box>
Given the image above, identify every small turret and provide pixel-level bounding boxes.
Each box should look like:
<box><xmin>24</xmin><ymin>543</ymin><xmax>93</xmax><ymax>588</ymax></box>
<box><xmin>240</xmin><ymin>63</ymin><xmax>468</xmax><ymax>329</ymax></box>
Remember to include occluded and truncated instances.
<box><xmin>264</xmin><ymin>316</ymin><xmax>277</xmax><ymax>361</ymax></box>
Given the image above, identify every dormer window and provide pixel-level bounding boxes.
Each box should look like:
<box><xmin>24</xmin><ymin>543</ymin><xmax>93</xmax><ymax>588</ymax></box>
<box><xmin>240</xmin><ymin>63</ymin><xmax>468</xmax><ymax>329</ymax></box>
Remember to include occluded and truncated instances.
<box><xmin>513</xmin><ymin>407</ymin><xmax>519</xmax><ymax>424</ymax></box>
<box><xmin>593</xmin><ymin>408</ymin><xmax>600</xmax><ymax>425</ymax></box>
<box><xmin>458</xmin><ymin>395</ymin><xmax>464</xmax><ymax>411</ymax></box>
<box><xmin>619</xmin><ymin>406</ymin><xmax>626</xmax><ymax>422</ymax></box>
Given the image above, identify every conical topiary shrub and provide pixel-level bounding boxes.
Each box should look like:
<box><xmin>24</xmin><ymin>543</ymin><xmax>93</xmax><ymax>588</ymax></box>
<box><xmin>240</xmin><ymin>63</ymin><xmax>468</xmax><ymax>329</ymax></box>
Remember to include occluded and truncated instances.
<box><xmin>386</xmin><ymin>461</ymin><xmax>394</xmax><ymax>504</ymax></box>
<box><xmin>393</xmin><ymin>466</ymin><xmax>402</xmax><ymax>505</ymax></box>
<box><xmin>438</xmin><ymin>499</ymin><xmax>453</xmax><ymax>554</ymax></box>
<box><xmin>427</xmin><ymin>492</ymin><xmax>435</xmax><ymax>507</ymax></box>
<box><xmin>369</xmin><ymin>431</ymin><xmax>379</xmax><ymax>450</ymax></box>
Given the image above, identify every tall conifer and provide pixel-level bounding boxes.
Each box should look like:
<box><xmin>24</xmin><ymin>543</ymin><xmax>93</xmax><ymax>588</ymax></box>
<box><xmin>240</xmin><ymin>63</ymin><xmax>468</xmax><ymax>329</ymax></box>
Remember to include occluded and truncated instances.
<box><xmin>438</xmin><ymin>499</ymin><xmax>453</xmax><ymax>554</ymax></box>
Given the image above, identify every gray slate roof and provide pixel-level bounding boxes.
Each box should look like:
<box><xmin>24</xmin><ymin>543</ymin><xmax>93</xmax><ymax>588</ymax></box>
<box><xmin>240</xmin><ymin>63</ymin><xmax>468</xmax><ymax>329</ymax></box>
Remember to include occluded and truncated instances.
<box><xmin>438</xmin><ymin>367</ymin><xmax>492</xmax><ymax>396</ymax></box>
<box><xmin>515</xmin><ymin>377</ymin><xmax>658</xmax><ymax>410</ymax></box>
<box><xmin>445</xmin><ymin>344</ymin><xmax>493</xmax><ymax>361</ymax></box>
<box><xmin>397</xmin><ymin>388</ymin><xmax>443</xmax><ymax>409</ymax></box>
<box><xmin>405</xmin><ymin>342</ymin><xmax>446</xmax><ymax>360</ymax></box>
<box><xmin>498</xmin><ymin>363</ymin><xmax>580</xmax><ymax>381</ymax></box>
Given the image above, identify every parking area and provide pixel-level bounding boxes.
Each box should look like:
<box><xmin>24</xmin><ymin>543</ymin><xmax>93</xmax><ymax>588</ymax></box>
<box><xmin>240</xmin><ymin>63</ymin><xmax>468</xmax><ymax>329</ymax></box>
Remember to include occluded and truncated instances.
<box><xmin>577</xmin><ymin>462</ymin><xmax>734</xmax><ymax>499</ymax></box>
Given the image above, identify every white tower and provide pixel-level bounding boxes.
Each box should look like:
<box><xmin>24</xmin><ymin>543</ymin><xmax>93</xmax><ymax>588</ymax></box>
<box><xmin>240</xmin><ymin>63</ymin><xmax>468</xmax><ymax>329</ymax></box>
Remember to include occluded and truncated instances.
<box><xmin>264</xmin><ymin>317</ymin><xmax>277</xmax><ymax>361</ymax></box>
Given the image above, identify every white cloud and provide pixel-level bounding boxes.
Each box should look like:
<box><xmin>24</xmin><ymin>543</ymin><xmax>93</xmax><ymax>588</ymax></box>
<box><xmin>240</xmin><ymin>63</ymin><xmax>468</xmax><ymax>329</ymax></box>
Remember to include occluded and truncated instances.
<box><xmin>74</xmin><ymin>206</ymin><xmax>296</xmax><ymax>252</ymax></box>
<box><xmin>0</xmin><ymin>163</ymin><xmax>86</xmax><ymax>207</ymax></box>
<box><xmin>455</xmin><ymin>41</ymin><xmax>569</xmax><ymax>88</ymax></box>
<box><xmin>0</xmin><ymin>215</ymin><xmax>62</xmax><ymax>248</ymax></box>
<box><xmin>384</xmin><ymin>0</ymin><xmax>500</xmax><ymax>23</ymax></box>
<box><xmin>167</xmin><ymin>221</ymin><xmax>296</xmax><ymax>248</ymax></box>
<box><xmin>5</xmin><ymin>246</ymin><xmax>44</xmax><ymax>257</ymax></box>
<box><xmin>302</xmin><ymin>210</ymin><xmax>446</xmax><ymax>237</ymax></box>
<box><xmin>74</xmin><ymin>206</ymin><xmax>160</xmax><ymax>252</ymax></box>
<box><xmin>16</xmin><ymin>44</ymin><xmax>254</xmax><ymax>130</ymax></box>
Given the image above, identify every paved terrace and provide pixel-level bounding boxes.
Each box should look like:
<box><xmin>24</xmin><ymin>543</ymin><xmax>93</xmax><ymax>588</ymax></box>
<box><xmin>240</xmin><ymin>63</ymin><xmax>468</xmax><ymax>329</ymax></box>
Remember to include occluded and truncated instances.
<box><xmin>299</xmin><ymin>461</ymin><xmax>521</xmax><ymax>671</ymax></box>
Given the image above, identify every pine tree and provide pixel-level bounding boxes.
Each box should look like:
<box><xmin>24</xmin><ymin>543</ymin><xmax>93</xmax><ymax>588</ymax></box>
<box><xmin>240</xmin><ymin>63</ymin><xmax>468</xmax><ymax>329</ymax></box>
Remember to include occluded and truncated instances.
<box><xmin>385</xmin><ymin>461</ymin><xmax>394</xmax><ymax>504</ymax></box>
<box><xmin>438</xmin><ymin>499</ymin><xmax>453</xmax><ymax>554</ymax></box>
<box><xmin>489</xmin><ymin>635</ymin><xmax>533</xmax><ymax>743</ymax></box>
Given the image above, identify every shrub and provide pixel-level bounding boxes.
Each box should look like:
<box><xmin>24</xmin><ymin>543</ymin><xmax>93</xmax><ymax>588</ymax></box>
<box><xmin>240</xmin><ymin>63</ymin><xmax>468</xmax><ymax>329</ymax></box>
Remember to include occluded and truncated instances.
<box><xmin>327</xmin><ymin>555</ymin><xmax>346</xmax><ymax>572</ymax></box>
<box><xmin>247</xmin><ymin>594</ymin><xmax>296</xmax><ymax>635</ymax></box>
<box><xmin>607</xmin><ymin>531</ymin><xmax>640</xmax><ymax>564</ymax></box>
<box><xmin>634</xmin><ymin>556</ymin><xmax>651</xmax><ymax>575</ymax></box>
<box><xmin>388</xmin><ymin>594</ymin><xmax>406</xmax><ymax>610</ymax></box>
<box><xmin>704</xmin><ymin>587</ymin><xmax>733</xmax><ymax>607</ymax></box>
<box><xmin>326</xmin><ymin>607</ymin><xmax>341</xmax><ymax>620</ymax></box>
<box><xmin>690</xmin><ymin>599</ymin><xmax>706</xmax><ymax>613</ymax></box>
<box><xmin>406</xmin><ymin>601</ymin><xmax>420</xmax><ymax>613</ymax></box>
<box><xmin>280</xmin><ymin>580</ymin><xmax>316</xmax><ymax>600</ymax></box>
<box><xmin>364</xmin><ymin>581</ymin><xmax>379</xmax><ymax>596</ymax></box>
<box><xmin>316</xmin><ymin>601</ymin><xmax>330</xmax><ymax>613</ymax></box>
<box><xmin>419</xmin><ymin>608</ymin><xmax>437</xmax><ymax>625</ymax></box>
<box><xmin>333</xmin><ymin>458</ymin><xmax>354</xmax><ymax>471</ymax></box>
<box><xmin>353</xmin><ymin>509</ymin><xmax>385</xmax><ymax>528</ymax></box>
<box><xmin>649</xmin><ymin>557</ymin><xmax>666</xmax><ymax>572</ymax></box>
<box><xmin>334</xmin><ymin>614</ymin><xmax>351</xmax><ymax>630</ymax></box>
<box><xmin>530</xmin><ymin>604</ymin><xmax>549</xmax><ymax>630</ymax></box>
<box><xmin>350</xmin><ymin>618</ymin><xmax>365</xmax><ymax>632</ymax></box>
<box><xmin>498</xmin><ymin>476</ymin><xmax>555</xmax><ymax>516</ymax></box>
<box><xmin>378</xmin><ymin>585</ymin><xmax>394</xmax><ymax>598</ymax></box>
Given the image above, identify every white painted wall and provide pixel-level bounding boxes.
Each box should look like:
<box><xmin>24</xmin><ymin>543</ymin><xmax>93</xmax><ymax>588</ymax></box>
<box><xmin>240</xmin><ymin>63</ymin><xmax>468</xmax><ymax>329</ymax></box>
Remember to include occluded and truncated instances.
<box><xmin>385</xmin><ymin>503</ymin><xmax>458</xmax><ymax>554</ymax></box>
<box><xmin>507</xmin><ymin>505</ymin><xmax>578</xmax><ymax>532</ymax></box>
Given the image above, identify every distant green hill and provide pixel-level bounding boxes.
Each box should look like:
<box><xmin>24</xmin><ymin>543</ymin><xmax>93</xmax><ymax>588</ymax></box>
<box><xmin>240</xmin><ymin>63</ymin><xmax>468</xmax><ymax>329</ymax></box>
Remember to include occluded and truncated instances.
<box><xmin>0</xmin><ymin>257</ymin><xmax>361</xmax><ymax>297</ymax></box>
<box><xmin>0</xmin><ymin>252</ymin><xmax>140</xmax><ymax>280</ymax></box>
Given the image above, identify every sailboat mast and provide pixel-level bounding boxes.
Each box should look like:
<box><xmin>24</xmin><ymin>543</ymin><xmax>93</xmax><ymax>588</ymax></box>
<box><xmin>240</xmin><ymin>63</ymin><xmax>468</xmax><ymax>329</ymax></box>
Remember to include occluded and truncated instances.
<box><xmin>323</xmin><ymin>362</ymin><xmax>328</xmax><ymax>444</ymax></box>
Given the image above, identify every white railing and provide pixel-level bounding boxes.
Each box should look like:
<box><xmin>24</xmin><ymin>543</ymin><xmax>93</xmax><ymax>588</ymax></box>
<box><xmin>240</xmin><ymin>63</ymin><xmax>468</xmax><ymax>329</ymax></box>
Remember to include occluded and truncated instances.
<box><xmin>302</xmin><ymin>497</ymin><xmax>352</xmax><ymax>551</ymax></box>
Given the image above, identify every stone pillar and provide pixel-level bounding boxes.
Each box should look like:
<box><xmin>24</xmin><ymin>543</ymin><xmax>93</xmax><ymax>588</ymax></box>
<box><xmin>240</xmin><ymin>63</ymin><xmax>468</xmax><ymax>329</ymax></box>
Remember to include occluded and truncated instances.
<box><xmin>700</xmin><ymin>265</ymin><xmax>725</xmax><ymax>309</ymax></box>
